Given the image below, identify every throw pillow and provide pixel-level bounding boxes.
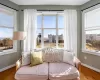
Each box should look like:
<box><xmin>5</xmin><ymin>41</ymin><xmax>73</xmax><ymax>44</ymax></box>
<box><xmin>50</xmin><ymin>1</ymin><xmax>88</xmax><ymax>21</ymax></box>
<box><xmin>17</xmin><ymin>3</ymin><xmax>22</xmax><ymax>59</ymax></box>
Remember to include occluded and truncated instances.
<box><xmin>22</xmin><ymin>52</ymin><xmax>31</xmax><ymax>66</ymax></box>
<box><xmin>30</xmin><ymin>51</ymin><xmax>43</xmax><ymax>66</ymax></box>
<box><xmin>63</xmin><ymin>50</ymin><xmax>75</xmax><ymax>66</ymax></box>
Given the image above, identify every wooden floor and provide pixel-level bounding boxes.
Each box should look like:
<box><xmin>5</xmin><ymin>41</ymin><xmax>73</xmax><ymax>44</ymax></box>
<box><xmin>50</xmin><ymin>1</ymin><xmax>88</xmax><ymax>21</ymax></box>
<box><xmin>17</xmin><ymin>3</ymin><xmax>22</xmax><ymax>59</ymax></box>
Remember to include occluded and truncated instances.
<box><xmin>0</xmin><ymin>65</ymin><xmax>100</xmax><ymax>80</ymax></box>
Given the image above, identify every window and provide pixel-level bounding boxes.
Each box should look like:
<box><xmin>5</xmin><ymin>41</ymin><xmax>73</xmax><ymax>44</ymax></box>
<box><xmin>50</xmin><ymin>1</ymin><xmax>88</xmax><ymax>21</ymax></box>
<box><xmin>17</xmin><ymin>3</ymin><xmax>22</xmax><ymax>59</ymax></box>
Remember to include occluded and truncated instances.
<box><xmin>0</xmin><ymin>5</ymin><xmax>17</xmax><ymax>52</ymax></box>
<box><xmin>82</xmin><ymin>6</ymin><xmax>100</xmax><ymax>53</ymax></box>
<box><xmin>36</xmin><ymin>13</ymin><xmax>64</xmax><ymax>48</ymax></box>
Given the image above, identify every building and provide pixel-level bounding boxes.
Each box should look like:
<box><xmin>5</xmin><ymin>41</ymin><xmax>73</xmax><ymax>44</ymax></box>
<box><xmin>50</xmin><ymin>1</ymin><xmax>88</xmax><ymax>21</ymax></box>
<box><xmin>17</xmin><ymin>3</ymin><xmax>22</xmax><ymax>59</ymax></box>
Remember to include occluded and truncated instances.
<box><xmin>48</xmin><ymin>34</ymin><xmax>64</xmax><ymax>43</ymax></box>
<box><xmin>86</xmin><ymin>34</ymin><xmax>100</xmax><ymax>41</ymax></box>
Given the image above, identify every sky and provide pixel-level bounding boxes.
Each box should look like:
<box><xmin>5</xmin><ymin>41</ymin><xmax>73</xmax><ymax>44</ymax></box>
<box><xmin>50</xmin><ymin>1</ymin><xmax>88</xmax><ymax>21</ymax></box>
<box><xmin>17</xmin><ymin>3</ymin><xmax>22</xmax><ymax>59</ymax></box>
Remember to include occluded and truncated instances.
<box><xmin>1</xmin><ymin>10</ymin><xmax>100</xmax><ymax>39</ymax></box>
<box><xmin>0</xmin><ymin>12</ymin><xmax>13</xmax><ymax>38</ymax></box>
<box><xmin>37</xmin><ymin>15</ymin><xmax>64</xmax><ymax>38</ymax></box>
<box><xmin>0</xmin><ymin>14</ymin><xmax>64</xmax><ymax>39</ymax></box>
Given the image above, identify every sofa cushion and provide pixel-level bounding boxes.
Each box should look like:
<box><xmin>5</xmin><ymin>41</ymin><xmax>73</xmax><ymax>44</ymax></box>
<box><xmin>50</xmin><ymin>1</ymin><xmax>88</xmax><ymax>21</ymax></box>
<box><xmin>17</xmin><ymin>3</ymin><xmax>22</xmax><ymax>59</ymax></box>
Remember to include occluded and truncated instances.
<box><xmin>49</xmin><ymin>63</ymin><xmax>79</xmax><ymax>80</ymax></box>
<box><xmin>15</xmin><ymin>63</ymin><xmax>48</xmax><ymax>80</ymax></box>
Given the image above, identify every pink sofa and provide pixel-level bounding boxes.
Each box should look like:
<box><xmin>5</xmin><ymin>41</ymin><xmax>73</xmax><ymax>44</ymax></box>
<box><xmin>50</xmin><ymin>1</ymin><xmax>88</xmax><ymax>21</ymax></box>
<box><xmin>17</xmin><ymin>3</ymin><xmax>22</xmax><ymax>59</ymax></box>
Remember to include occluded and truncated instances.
<box><xmin>15</xmin><ymin>57</ymin><xmax>81</xmax><ymax>80</ymax></box>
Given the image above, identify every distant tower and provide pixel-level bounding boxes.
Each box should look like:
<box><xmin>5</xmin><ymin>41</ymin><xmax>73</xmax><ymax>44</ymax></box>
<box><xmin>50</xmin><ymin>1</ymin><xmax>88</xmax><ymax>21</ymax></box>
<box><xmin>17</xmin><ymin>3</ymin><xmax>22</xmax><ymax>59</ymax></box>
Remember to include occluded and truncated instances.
<box><xmin>48</xmin><ymin>34</ymin><xmax>52</xmax><ymax>43</ymax></box>
<box><xmin>59</xmin><ymin>34</ymin><xmax>63</xmax><ymax>40</ymax></box>
<box><xmin>37</xmin><ymin>33</ymin><xmax>41</xmax><ymax>45</ymax></box>
<box><xmin>59</xmin><ymin>34</ymin><xmax>63</xmax><ymax>43</ymax></box>
<box><xmin>52</xmin><ymin>35</ymin><xmax>56</xmax><ymax>43</ymax></box>
<box><xmin>38</xmin><ymin>33</ymin><xmax>41</xmax><ymax>43</ymax></box>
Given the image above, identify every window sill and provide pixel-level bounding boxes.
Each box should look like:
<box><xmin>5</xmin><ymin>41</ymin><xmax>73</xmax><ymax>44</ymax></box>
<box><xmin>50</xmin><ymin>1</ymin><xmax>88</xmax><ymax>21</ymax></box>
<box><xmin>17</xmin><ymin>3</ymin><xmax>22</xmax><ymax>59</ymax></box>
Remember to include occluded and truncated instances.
<box><xmin>82</xmin><ymin>50</ymin><xmax>100</xmax><ymax>56</ymax></box>
<box><xmin>35</xmin><ymin>48</ymin><xmax>64</xmax><ymax>49</ymax></box>
<box><xmin>0</xmin><ymin>49</ymin><xmax>17</xmax><ymax>56</ymax></box>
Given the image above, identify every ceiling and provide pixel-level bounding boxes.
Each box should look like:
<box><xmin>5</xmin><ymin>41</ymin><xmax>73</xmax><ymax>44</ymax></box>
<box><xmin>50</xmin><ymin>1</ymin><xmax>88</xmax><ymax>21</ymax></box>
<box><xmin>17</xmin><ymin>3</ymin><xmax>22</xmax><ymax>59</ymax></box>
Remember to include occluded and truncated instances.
<box><xmin>9</xmin><ymin>0</ymin><xmax>90</xmax><ymax>5</ymax></box>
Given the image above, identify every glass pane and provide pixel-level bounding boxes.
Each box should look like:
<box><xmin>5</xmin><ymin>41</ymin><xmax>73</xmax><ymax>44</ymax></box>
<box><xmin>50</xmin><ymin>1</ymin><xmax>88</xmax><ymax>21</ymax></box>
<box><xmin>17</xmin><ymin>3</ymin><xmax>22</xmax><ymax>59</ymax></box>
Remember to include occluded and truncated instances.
<box><xmin>58</xmin><ymin>29</ymin><xmax>64</xmax><ymax>48</ymax></box>
<box><xmin>0</xmin><ymin>11</ymin><xmax>14</xmax><ymax>27</ymax></box>
<box><xmin>58</xmin><ymin>16</ymin><xmax>64</xmax><ymax>28</ymax></box>
<box><xmin>44</xmin><ymin>16</ymin><xmax>56</xmax><ymax>28</ymax></box>
<box><xmin>44</xmin><ymin>29</ymin><xmax>56</xmax><ymax>48</ymax></box>
<box><xmin>37</xmin><ymin>15</ymin><xmax>42</xmax><ymax>28</ymax></box>
<box><xmin>86</xmin><ymin>30</ymin><xmax>100</xmax><ymax>51</ymax></box>
<box><xmin>36</xmin><ymin>29</ymin><xmax>42</xmax><ymax>48</ymax></box>
<box><xmin>0</xmin><ymin>28</ymin><xmax>13</xmax><ymax>51</ymax></box>
<box><xmin>85</xmin><ymin>7</ymin><xmax>100</xmax><ymax>28</ymax></box>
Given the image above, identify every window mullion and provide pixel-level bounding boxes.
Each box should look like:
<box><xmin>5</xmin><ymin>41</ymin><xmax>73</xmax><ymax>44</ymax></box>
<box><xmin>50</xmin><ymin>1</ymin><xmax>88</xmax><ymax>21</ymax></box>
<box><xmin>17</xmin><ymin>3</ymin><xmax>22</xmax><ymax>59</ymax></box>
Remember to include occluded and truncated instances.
<box><xmin>0</xmin><ymin>26</ymin><xmax>13</xmax><ymax>29</ymax></box>
<box><xmin>41</xmin><ymin>14</ymin><xmax>44</xmax><ymax>48</ymax></box>
<box><xmin>56</xmin><ymin>14</ymin><xmax>58</xmax><ymax>48</ymax></box>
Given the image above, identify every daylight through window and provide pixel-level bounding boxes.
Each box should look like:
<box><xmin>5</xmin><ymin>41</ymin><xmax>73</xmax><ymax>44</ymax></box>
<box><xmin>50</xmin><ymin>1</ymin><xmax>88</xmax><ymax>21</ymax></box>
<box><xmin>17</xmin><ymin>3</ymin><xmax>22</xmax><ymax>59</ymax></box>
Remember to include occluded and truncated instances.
<box><xmin>83</xmin><ymin>7</ymin><xmax>100</xmax><ymax>52</ymax></box>
<box><xmin>0</xmin><ymin>6</ymin><xmax>16</xmax><ymax>52</ymax></box>
<box><xmin>36</xmin><ymin>14</ymin><xmax>64</xmax><ymax>48</ymax></box>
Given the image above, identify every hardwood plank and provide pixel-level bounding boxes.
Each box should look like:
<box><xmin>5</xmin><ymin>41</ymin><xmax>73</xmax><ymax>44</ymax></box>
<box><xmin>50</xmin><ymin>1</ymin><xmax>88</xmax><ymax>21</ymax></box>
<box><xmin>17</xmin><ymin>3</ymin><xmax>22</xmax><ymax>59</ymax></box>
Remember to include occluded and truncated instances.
<box><xmin>81</xmin><ymin>65</ymin><xmax>100</xmax><ymax>80</ymax></box>
<box><xmin>0</xmin><ymin>65</ymin><xmax>100</xmax><ymax>80</ymax></box>
<box><xmin>0</xmin><ymin>67</ymin><xmax>16</xmax><ymax>80</ymax></box>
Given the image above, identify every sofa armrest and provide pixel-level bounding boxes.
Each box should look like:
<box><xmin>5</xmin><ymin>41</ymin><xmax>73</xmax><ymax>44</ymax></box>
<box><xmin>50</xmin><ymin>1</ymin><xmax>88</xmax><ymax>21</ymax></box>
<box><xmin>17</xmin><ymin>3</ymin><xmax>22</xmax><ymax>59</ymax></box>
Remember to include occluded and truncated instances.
<box><xmin>16</xmin><ymin>58</ymin><xmax>22</xmax><ymax>70</ymax></box>
<box><xmin>74</xmin><ymin>57</ymin><xmax>81</xmax><ymax>71</ymax></box>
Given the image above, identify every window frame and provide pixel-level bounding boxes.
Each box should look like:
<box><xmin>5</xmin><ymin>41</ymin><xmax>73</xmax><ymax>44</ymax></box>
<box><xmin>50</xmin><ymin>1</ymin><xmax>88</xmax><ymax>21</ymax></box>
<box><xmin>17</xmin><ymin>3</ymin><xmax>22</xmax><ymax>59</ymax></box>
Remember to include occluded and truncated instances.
<box><xmin>0</xmin><ymin>4</ymin><xmax>17</xmax><ymax>54</ymax></box>
<box><xmin>36</xmin><ymin>12</ymin><xmax>64</xmax><ymax>49</ymax></box>
<box><xmin>82</xmin><ymin>4</ymin><xmax>100</xmax><ymax>56</ymax></box>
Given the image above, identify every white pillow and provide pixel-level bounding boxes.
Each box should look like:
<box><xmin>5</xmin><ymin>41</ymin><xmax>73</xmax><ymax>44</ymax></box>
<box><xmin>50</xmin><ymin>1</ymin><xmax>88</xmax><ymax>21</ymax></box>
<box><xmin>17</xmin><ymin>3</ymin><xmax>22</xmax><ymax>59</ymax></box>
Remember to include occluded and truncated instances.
<box><xmin>22</xmin><ymin>52</ymin><xmax>31</xmax><ymax>66</ymax></box>
<box><xmin>63</xmin><ymin>50</ymin><xmax>75</xmax><ymax>66</ymax></box>
<box><xmin>42</xmin><ymin>48</ymin><xmax>63</xmax><ymax>62</ymax></box>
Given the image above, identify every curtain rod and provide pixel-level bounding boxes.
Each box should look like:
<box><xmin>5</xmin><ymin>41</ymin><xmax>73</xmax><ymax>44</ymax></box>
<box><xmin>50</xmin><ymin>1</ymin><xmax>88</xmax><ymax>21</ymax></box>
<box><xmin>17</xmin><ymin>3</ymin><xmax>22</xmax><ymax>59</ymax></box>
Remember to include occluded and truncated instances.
<box><xmin>37</xmin><ymin>10</ymin><xmax>64</xmax><ymax>11</ymax></box>
<box><xmin>81</xmin><ymin>2</ymin><xmax>100</xmax><ymax>11</ymax></box>
<box><xmin>21</xmin><ymin>10</ymin><xmax>64</xmax><ymax>11</ymax></box>
<box><xmin>0</xmin><ymin>3</ymin><xmax>19</xmax><ymax>11</ymax></box>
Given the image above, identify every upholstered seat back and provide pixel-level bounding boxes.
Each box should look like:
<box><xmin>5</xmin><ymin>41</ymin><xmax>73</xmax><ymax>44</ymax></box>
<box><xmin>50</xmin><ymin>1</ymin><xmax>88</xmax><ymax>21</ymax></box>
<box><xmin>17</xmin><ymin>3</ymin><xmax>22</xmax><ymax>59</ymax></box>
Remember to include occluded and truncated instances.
<box><xmin>22</xmin><ymin>48</ymin><xmax>75</xmax><ymax>66</ymax></box>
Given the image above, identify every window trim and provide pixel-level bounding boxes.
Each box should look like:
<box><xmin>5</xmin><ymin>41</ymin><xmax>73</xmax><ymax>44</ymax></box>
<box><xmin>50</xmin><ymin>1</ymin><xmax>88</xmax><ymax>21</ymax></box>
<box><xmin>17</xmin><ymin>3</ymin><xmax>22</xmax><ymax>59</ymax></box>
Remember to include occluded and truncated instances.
<box><xmin>82</xmin><ymin>4</ymin><xmax>100</xmax><ymax>55</ymax></box>
<box><xmin>0</xmin><ymin>50</ymin><xmax>17</xmax><ymax>56</ymax></box>
<box><xmin>36</xmin><ymin>12</ymin><xmax>64</xmax><ymax>49</ymax></box>
<box><xmin>37</xmin><ymin>11</ymin><xmax>64</xmax><ymax>15</ymax></box>
<box><xmin>0</xmin><ymin>4</ymin><xmax>17</xmax><ymax>53</ymax></box>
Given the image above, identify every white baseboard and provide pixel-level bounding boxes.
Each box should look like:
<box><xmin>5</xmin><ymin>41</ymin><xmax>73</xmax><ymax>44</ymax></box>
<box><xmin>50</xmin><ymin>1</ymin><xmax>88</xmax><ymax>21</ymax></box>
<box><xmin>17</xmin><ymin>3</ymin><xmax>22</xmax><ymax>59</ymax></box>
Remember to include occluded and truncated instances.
<box><xmin>81</xmin><ymin>63</ymin><xmax>100</xmax><ymax>73</ymax></box>
<box><xmin>0</xmin><ymin>64</ymin><xmax>15</xmax><ymax>72</ymax></box>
